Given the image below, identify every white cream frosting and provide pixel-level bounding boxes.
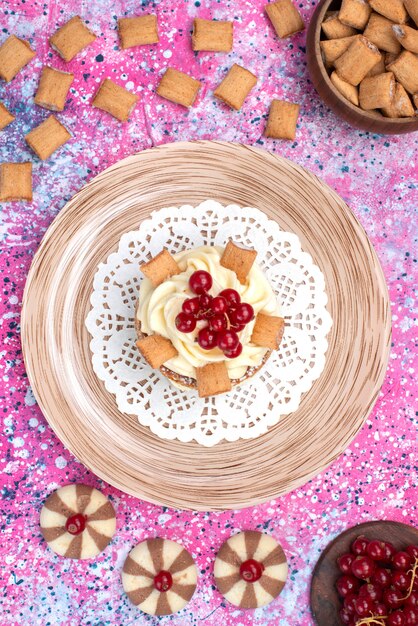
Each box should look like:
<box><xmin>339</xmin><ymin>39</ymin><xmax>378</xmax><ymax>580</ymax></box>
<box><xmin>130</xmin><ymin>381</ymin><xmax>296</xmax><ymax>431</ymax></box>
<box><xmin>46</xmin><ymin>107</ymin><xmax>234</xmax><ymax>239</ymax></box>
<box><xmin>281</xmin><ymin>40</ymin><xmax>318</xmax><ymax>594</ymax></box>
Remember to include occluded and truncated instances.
<box><xmin>137</xmin><ymin>246</ymin><xmax>281</xmax><ymax>380</ymax></box>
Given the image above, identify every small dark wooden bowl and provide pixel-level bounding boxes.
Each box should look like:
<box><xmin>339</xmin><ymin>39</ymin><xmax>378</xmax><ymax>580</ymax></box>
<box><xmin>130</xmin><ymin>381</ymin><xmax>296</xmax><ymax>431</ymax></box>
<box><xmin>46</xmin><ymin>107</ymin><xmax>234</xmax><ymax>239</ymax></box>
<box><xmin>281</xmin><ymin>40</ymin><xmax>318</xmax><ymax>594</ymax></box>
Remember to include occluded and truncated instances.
<box><xmin>310</xmin><ymin>520</ymin><xmax>418</xmax><ymax>625</ymax></box>
<box><xmin>306</xmin><ymin>0</ymin><xmax>418</xmax><ymax>134</ymax></box>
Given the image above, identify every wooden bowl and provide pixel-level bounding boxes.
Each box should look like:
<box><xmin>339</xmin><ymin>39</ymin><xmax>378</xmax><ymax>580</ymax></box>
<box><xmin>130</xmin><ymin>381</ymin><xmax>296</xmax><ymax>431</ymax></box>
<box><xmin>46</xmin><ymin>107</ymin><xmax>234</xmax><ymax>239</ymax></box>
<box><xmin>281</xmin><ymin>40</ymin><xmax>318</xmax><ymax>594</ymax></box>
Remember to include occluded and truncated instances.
<box><xmin>310</xmin><ymin>520</ymin><xmax>418</xmax><ymax>625</ymax></box>
<box><xmin>306</xmin><ymin>0</ymin><xmax>418</xmax><ymax>135</ymax></box>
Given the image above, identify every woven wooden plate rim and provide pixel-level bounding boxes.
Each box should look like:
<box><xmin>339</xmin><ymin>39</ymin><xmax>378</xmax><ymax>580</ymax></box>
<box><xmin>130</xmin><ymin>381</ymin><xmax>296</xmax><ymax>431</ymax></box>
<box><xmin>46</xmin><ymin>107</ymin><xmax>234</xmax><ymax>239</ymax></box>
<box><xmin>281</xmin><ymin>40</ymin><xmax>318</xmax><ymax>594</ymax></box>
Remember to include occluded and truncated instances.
<box><xmin>21</xmin><ymin>140</ymin><xmax>391</xmax><ymax>511</ymax></box>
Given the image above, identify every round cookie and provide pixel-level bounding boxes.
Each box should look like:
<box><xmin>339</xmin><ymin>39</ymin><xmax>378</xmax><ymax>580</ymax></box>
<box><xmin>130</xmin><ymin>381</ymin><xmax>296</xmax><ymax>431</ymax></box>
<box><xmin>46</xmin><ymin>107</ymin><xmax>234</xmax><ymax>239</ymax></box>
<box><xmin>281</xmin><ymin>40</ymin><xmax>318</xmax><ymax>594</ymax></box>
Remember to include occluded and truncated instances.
<box><xmin>214</xmin><ymin>531</ymin><xmax>288</xmax><ymax>609</ymax></box>
<box><xmin>40</xmin><ymin>484</ymin><xmax>116</xmax><ymax>559</ymax></box>
<box><xmin>122</xmin><ymin>538</ymin><xmax>197</xmax><ymax>615</ymax></box>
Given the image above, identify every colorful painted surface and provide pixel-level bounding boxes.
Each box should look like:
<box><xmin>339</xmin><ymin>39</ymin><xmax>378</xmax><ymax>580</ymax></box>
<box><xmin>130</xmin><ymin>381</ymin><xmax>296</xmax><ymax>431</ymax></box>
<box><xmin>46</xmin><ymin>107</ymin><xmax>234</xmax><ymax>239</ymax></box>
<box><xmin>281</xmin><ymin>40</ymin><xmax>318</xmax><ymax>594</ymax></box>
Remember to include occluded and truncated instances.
<box><xmin>1</xmin><ymin>1</ymin><xmax>417</xmax><ymax>624</ymax></box>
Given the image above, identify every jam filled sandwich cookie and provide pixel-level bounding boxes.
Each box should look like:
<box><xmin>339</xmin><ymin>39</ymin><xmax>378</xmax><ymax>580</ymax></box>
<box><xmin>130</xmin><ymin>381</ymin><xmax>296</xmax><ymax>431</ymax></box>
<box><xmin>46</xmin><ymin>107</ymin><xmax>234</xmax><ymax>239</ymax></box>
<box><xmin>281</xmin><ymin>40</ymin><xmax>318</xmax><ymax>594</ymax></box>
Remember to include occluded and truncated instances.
<box><xmin>122</xmin><ymin>538</ymin><xmax>198</xmax><ymax>615</ymax></box>
<box><xmin>214</xmin><ymin>531</ymin><xmax>288</xmax><ymax>609</ymax></box>
<box><xmin>40</xmin><ymin>484</ymin><xmax>116</xmax><ymax>559</ymax></box>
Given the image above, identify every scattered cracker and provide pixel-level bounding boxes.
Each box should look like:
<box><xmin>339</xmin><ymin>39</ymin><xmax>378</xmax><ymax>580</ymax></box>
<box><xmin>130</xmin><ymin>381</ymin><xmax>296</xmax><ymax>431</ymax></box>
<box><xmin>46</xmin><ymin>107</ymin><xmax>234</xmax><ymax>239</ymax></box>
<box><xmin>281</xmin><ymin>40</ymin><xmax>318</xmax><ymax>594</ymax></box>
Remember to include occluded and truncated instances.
<box><xmin>136</xmin><ymin>334</ymin><xmax>178</xmax><ymax>369</ymax></box>
<box><xmin>0</xmin><ymin>35</ymin><xmax>35</xmax><ymax>83</ymax></box>
<box><xmin>140</xmin><ymin>249</ymin><xmax>181</xmax><ymax>287</ymax></box>
<box><xmin>0</xmin><ymin>102</ymin><xmax>15</xmax><ymax>130</ymax></box>
<box><xmin>25</xmin><ymin>115</ymin><xmax>71</xmax><ymax>160</ymax></box>
<box><xmin>220</xmin><ymin>241</ymin><xmax>257</xmax><ymax>283</ymax></box>
<box><xmin>192</xmin><ymin>18</ymin><xmax>233</xmax><ymax>52</ymax></box>
<box><xmin>34</xmin><ymin>66</ymin><xmax>74</xmax><ymax>112</ymax></box>
<box><xmin>118</xmin><ymin>14</ymin><xmax>159</xmax><ymax>49</ymax></box>
<box><xmin>156</xmin><ymin>68</ymin><xmax>201</xmax><ymax>107</ymax></box>
<box><xmin>251</xmin><ymin>313</ymin><xmax>285</xmax><ymax>350</ymax></box>
<box><xmin>264</xmin><ymin>99</ymin><xmax>300</xmax><ymax>140</ymax></box>
<box><xmin>196</xmin><ymin>362</ymin><xmax>232</xmax><ymax>398</ymax></box>
<box><xmin>92</xmin><ymin>78</ymin><xmax>138</xmax><ymax>122</ymax></box>
<box><xmin>49</xmin><ymin>16</ymin><xmax>96</xmax><ymax>62</ymax></box>
<box><xmin>0</xmin><ymin>162</ymin><xmax>32</xmax><ymax>202</ymax></box>
<box><xmin>214</xmin><ymin>64</ymin><xmax>257</xmax><ymax>110</ymax></box>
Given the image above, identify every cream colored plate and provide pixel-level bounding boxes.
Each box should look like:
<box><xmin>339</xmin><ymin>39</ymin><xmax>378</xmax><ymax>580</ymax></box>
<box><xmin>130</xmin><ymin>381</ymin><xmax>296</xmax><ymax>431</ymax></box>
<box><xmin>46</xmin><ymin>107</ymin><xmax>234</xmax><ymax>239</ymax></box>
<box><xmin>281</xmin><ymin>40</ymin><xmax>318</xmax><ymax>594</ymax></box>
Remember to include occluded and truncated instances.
<box><xmin>21</xmin><ymin>141</ymin><xmax>391</xmax><ymax>511</ymax></box>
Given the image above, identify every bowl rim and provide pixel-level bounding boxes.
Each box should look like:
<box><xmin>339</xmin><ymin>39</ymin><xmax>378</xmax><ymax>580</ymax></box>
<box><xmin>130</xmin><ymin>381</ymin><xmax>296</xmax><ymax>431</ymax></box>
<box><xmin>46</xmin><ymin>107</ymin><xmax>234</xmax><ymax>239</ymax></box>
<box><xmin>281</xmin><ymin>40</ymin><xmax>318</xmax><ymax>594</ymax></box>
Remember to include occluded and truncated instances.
<box><xmin>313</xmin><ymin>0</ymin><xmax>418</xmax><ymax>126</ymax></box>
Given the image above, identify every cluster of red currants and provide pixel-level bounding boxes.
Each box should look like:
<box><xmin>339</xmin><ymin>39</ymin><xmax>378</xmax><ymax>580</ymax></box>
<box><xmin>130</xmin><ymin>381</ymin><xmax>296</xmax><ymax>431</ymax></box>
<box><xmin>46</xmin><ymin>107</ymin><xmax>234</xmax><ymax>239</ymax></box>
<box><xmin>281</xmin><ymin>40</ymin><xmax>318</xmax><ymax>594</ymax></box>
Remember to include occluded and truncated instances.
<box><xmin>174</xmin><ymin>270</ymin><xmax>255</xmax><ymax>359</ymax></box>
<box><xmin>336</xmin><ymin>537</ymin><xmax>418</xmax><ymax>626</ymax></box>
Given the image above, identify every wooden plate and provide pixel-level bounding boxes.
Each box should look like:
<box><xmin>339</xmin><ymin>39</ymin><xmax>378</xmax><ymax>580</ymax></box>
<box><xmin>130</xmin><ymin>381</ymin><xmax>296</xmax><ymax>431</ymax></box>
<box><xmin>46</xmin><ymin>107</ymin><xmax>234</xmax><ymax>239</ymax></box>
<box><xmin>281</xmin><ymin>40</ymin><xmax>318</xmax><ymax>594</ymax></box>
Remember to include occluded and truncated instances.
<box><xmin>311</xmin><ymin>521</ymin><xmax>418</xmax><ymax>625</ymax></box>
<box><xmin>21</xmin><ymin>141</ymin><xmax>391</xmax><ymax>511</ymax></box>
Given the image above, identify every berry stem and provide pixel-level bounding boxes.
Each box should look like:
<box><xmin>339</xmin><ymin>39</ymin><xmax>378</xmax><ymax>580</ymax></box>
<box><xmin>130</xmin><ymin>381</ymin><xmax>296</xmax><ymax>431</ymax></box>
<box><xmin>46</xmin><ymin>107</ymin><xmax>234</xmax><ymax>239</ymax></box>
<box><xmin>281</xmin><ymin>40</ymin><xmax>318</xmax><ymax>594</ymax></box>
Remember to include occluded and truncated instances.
<box><xmin>355</xmin><ymin>618</ymin><xmax>387</xmax><ymax>625</ymax></box>
<box><xmin>400</xmin><ymin>556</ymin><xmax>418</xmax><ymax>601</ymax></box>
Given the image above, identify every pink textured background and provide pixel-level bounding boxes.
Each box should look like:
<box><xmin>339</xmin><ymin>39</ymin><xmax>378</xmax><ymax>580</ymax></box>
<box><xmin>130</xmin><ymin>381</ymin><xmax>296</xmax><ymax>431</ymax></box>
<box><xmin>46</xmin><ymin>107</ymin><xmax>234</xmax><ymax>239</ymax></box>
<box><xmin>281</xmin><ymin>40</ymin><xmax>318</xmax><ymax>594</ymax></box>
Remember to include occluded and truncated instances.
<box><xmin>1</xmin><ymin>1</ymin><xmax>418</xmax><ymax>624</ymax></box>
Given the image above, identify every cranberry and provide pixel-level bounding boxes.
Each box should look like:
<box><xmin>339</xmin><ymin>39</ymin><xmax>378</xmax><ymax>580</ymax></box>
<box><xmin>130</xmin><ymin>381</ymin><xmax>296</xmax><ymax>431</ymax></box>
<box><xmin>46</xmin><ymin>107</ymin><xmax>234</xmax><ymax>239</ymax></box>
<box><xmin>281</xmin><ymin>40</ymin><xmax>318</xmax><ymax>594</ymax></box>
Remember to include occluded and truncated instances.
<box><xmin>182</xmin><ymin>297</ymin><xmax>200</xmax><ymax>316</ymax></box>
<box><xmin>367</xmin><ymin>540</ymin><xmax>386</xmax><ymax>561</ymax></box>
<box><xmin>209</xmin><ymin>314</ymin><xmax>228</xmax><ymax>333</ymax></box>
<box><xmin>175</xmin><ymin>312</ymin><xmax>196</xmax><ymax>333</ymax></box>
<box><xmin>224</xmin><ymin>342</ymin><xmax>243</xmax><ymax>359</ymax></box>
<box><xmin>351</xmin><ymin>536</ymin><xmax>370</xmax><ymax>556</ymax></box>
<box><xmin>354</xmin><ymin>595</ymin><xmax>375</xmax><ymax>617</ymax></box>
<box><xmin>336</xmin><ymin>575</ymin><xmax>360</xmax><ymax>598</ymax></box>
<box><xmin>404</xmin><ymin>606</ymin><xmax>418</xmax><ymax>626</ymax></box>
<box><xmin>392</xmin><ymin>570</ymin><xmax>412</xmax><ymax>591</ymax></box>
<box><xmin>217</xmin><ymin>329</ymin><xmax>239</xmax><ymax>352</ymax></box>
<box><xmin>199</xmin><ymin>293</ymin><xmax>212</xmax><ymax>310</ymax></box>
<box><xmin>359</xmin><ymin>583</ymin><xmax>383</xmax><ymax>602</ymax></box>
<box><xmin>219</xmin><ymin>288</ymin><xmax>240</xmax><ymax>308</ymax></box>
<box><xmin>406</xmin><ymin>546</ymin><xmax>418</xmax><ymax>560</ymax></box>
<box><xmin>393</xmin><ymin>552</ymin><xmax>413</xmax><ymax>571</ymax></box>
<box><xmin>381</xmin><ymin>541</ymin><xmax>397</xmax><ymax>563</ymax></box>
<box><xmin>406</xmin><ymin>592</ymin><xmax>418</xmax><ymax>608</ymax></box>
<box><xmin>189</xmin><ymin>270</ymin><xmax>212</xmax><ymax>295</ymax></box>
<box><xmin>65</xmin><ymin>513</ymin><xmax>86</xmax><ymax>535</ymax></box>
<box><xmin>154</xmin><ymin>570</ymin><xmax>173</xmax><ymax>592</ymax></box>
<box><xmin>197</xmin><ymin>328</ymin><xmax>218</xmax><ymax>350</ymax></box>
<box><xmin>383</xmin><ymin>588</ymin><xmax>405</xmax><ymax>609</ymax></box>
<box><xmin>239</xmin><ymin>559</ymin><xmax>264</xmax><ymax>583</ymax></box>
<box><xmin>388</xmin><ymin>610</ymin><xmax>406</xmax><ymax>626</ymax></box>
<box><xmin>373</xmin><ymin>602</ymin><xmax>387</xmax><ymax>616</ymax></box>
<box><xmin>351</xmin><ymin>556</ymin><xmax>376</xmax><ymax>580</ymax></box>
<box><xmin>210</xmin><ymin>296</ymin><xmax>228</xmax><ymax>315</ymax></box>
<box><xmin>229</xmin><ymin>303</ymin><xmax>254</xmax><ymax>326</ymax></box>
<box><xmin>372</xmin><ymin>567</ymin><xmax>392</xmax><ymax>588</ymax></box>
<box><xmin>338</xmin><ymin>553</ymin><xmax>355</xmax><ymax>574</ymax></box>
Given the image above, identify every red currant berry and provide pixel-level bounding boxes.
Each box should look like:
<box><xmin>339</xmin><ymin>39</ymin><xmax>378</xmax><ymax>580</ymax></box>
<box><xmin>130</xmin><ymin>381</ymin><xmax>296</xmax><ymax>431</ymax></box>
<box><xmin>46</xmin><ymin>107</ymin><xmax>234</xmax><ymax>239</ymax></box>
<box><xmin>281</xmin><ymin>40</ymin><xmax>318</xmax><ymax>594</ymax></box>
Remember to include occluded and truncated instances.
<box><xmin>219</xmin><ymin>288</ymin><xmax>241</xmax><ymax>308</ymax></box>
<box><xmin>154</xmin><ymin>570</ymin><xmax>173</xmax><ymax>592</ymax></box>
<box><xmin>351</xmin><ymin>556</ymin><xmax>376</xmax><ymax>580</ymax></box>
<box><xmin>383</xmin><ymin>588</ymin><xmax>404</xmax><ymax>609</ymax></box>
<box><xmin>338</xmin><ymin>554</ymin><xmax>356</xmax><ymax>575</ymax></box>
<box><xmin>217</xmin><ymin>329</ymin><xmax>239</xmax><ymax>352</ymax></box>
<box><xmin>359</xmin><ymin>583</ymin><xmax>383</xmax><ymax>602</ymax></box>
<box><xmin>65</xmin><ymin>513</ymin><xmax>86</xmax><ymax>535</ymax></box>
<box><xmin>189</xmin><ymin>270</ymin><xmax>213</xmax><ymax>295</ymax></box>
<box><xmin>406</xmin><ymin>592</ymin><xmax>418</xmax><ymax>608</ymax></box>
<box><xmin>224</xmin><ymin>342</ymin><xmax>243</xmax><ymax>359</ymax></box>
<box><xmin>403</xmin><ymin>606</ymin><xmax>418</xmax><ymax>626</ymax></box>
<box><xmin>239</xmin><ymin>559</ymin><xmax>264</xmax><ymax>583</ymax></box>
<box><xmin>344</xmin><ymin>593</ymin><xmax>358</xmax><ymax>615</ymax></box>
<box><xmin>367</xmin><ymin>540</ymin><xmax>386</xmax><ymax>561</ymax></box>
<box><xmin>210</xmin><ymin>296</ymin><xmax>228</xmax><ymax>315</ymax></box>
<box><xmin>406</xmin><ymin>546</ymin><xmax>418</xmax><ymax>560</ymax></box>
<box><xmin>209</xmin><ymin>314</ymin><xmax>228</xmax><ymax>333</ymax></box>
<box><xmin>381</xmin><ymin>541</ymin><xmax>397</xmax><ymax>563</ymax></box>
<box><xmin>197</xmin><ymin>328</ymin><xmax>218</xmax><ymax>350</ymax></box>
<box><xmin>175</xmin><ymin>312</ymin><xmax>196</xmax><ymax>333</ymax></box>
<box><xmin>392</xmin><ymin>570</ymin><xmax>412</xmax><ymax>591</ymax></box>
<box><xmin>230</xmin><ymin>323</ymin><xmax>245</xmax><ymax>333</ymax></box>
<box><xmin>373</xmin><ymin>602</ymin><xmax>387</xmax><ymax>616</ymax></box>
<box><xmin>351</xmin><ymin>537</ymin><xmax>370</xmax><ymax>556</ymax></box>
<box><xmin>229</xmin><ymin>302</ymin><xmax>255</xmax><ymax>326</ymax></box>
<box><xmin>393</xmin><ymin>552</ymin><xmax>413</xmax><ymax>571</ymax></box>
<box><xmin>182</xmin><ymin>297</ymin><xmax>200</xmax><ymax>316</ymax></box>
<box><xmin>336</xmin><ymin>575</ymin><xmax>360</xmax><ymax>598</ymax></box>
<box><xmin>199</xmin><ymin>293</ymin><xmax>212</xmax><ymax>310</ymax></box>
<box><xmin>354</xmin><ymin>595</ymin><xmax>374</xmax><ymax>617</ymax></box>
<box><xmin>372</xmin><ymin>567</ymin><xmax>392</xmax><ymax>588</ymax></box>
<box><xmin>388</xmin><ymin>610</ymin><xmax>406</xmax><ymax>626</ymax></box>
<box><xmin>339</xmin><ymin>608</ymin><xmax>353</xmax><ymax>625</ymax></box>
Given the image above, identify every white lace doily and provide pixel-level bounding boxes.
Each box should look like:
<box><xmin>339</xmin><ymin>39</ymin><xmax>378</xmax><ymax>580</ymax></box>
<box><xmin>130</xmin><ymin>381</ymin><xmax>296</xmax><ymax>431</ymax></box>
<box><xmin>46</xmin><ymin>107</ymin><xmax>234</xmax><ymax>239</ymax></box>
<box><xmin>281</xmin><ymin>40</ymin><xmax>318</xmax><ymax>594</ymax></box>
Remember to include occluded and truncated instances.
<box><xmin>86</xmin><ymin>200</ymin><xmax>333</xmax><ymax>447</ymax></box>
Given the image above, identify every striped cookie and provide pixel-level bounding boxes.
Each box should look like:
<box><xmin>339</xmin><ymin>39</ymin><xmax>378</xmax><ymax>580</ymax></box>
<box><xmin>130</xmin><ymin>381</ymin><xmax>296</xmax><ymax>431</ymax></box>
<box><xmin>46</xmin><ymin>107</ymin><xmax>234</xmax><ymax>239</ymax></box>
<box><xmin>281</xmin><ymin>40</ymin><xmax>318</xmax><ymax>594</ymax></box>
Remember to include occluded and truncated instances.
<box><xmin>214</xmin><ymin>531</ymin><xmax>288</xmax><ymax>609</ymax></box>
<box><xmin>40</xmin><ymin>484</ymin><xmax>116</xmax><ymax>559</ymax></box>
<box><xmin>122</xmin><ymin>538</ymin><xmax>197</xmax><ymax>615</ymax></box>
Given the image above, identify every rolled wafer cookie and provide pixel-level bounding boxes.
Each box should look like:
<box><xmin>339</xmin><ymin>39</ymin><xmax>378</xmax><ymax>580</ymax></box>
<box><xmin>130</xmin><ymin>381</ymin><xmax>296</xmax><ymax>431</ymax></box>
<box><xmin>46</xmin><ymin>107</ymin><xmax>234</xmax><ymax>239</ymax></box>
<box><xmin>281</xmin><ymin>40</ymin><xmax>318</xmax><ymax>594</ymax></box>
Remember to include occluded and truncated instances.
<box><xmin>122</xmin><ymin>538</ymin><xmax>197</xmax><ymax>615</ymax></box>
<box><xmin>214</xmin><ymin>531</ymin><xmax>288</xmax><ymax>609</ymax></box>
<box><xmin>40</xmin><ymin>484</ymin><xmax>116</xmax><ymax>559</ymax></box>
